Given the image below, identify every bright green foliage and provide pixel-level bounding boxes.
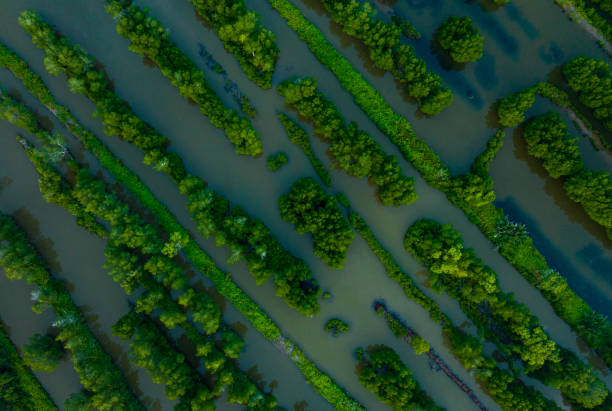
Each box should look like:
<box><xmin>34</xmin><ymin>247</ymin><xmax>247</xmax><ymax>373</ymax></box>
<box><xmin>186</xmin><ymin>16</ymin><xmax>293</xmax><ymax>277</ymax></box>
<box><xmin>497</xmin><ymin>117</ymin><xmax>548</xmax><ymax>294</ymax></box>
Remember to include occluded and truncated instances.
<box><xmin>278</xmin><ymin>112</ymin><xmax>332</xmax><ymax>186</ymax></box>
<box><xmin>113</xmin><ymin>312</ymin><xmax>214</xmax><ymax>408</ymax></box>
<box><xmin>493</xmin><ymin>0</ymin><xmax>510</xmax><ymax>4</ymax></box>
<box><xmin>497</xmin><ymin>88</ymin><xmax>536</xmax><ymax>127</ymax></box>
<box><xmin>0</xmin><ymin>41</ymin><xmax>363</xmax><ymax>410</ymax></box>
<box><xmin>356</xmin><ymin>346</ymin><xmax>443</xmax><ymax>410</ymax></box>
<box><xmin>320</xmin><ymin>0</ymin><xmax>452</xmax><ymax>115</ymax></box>
<box><xmin>278</xmin><ymin>77</ymin><xmax>417</xmax><ymax>206</ymax></box>
<box><xmin>324</xmin><ymin>318</ymin><xmax>350</xmax><ymax>336</ymax></box>
<box><xmin>523</xmin><ymin>112</ymin><xmax>582</xmax><ymax>178</ymax></box>
<box><xmin>266</xmin><ymin>152</ymin><xmax>288</xmax><ymax>171</ymax></box>
<box><xmin>22</xmin><ymin>334</ymin><xmax>63</xmax><ymax>373</ymax></box>
<box><xmin>101</xmin><ymin>2</ymin><xmax>262</xmax><ymax>155</ymax></box>
<box><xmin>279</xmin><ymin>177</ymin><xmax>354</xmax><ymax>269</ymax></box>
<box><xmin>437</xmin><ymin>16</ymin><xmax>484</xmax><ymax>63</ymax></box>
<box><xmin>178</xmin><ymin>288</ymin><xmax>221</xmax><ymax>335</ymax></box>
<box><xmin>0</xmin><ymin>215</ymin><xmax>144</xmax><ymax>410</ymax></box>
<box><xmin>404</xmin><ymin>219</ymin><xmax>609</xmax><ymax>408</ymax></box>
<box><xmin>376</xmin><ymin>303</ymin><xmax>560</xmax><ymax>411</ymax></box>
<box><xmin>179</xmin><ymin>174</ymin><xmax>321</xmax><ymax>316</ymax></box>
<box><xmin>187</xmin><ymin>0</ymin><xmax>279</xmax><ymax>88</ymax></box>
<box><xmin>410</xmin><ymin>335</ymin><xmax>430</xmax><ymax>355</ymax></box>
<box><xmin>565</xmin><ymin>170</ymin><xmax>612</xmax><ymax>239</ymax></box>
<box><xmin>16</xmin><ymin>14</ymin><xmax>318</xmax><ymax>317</ymax></box>
<box><xmin>563</xmin><ymin>56</ymin><xmax>612</xmax><ymax>130</ymax></box>
<box><xmin>0</xmin><ymin>320</ymin><xmax>56</xmax><ymax>410</ymax></box>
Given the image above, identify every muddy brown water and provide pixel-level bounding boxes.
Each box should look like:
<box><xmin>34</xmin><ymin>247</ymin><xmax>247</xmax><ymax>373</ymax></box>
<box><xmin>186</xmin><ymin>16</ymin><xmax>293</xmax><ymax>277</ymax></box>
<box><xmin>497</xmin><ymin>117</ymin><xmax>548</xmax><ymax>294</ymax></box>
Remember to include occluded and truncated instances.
<box><xmin>0</xmin><ymin>0</ymin><xmax>611</xmax><ymax>410</ymax></box>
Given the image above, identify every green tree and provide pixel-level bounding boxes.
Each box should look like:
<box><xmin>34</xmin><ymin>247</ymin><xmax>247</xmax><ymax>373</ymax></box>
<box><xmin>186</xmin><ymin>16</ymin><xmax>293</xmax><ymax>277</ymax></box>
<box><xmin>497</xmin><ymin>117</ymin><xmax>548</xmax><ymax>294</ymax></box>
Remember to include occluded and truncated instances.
<box><xmin>22</xmin><ymin>334</ymin><xmax>63</xmax><ymax>373</ymax></box>
<box><xmin>437</xmin><ymin>16</ymin><xmax>484</xmax><ymax>63</ymax></box>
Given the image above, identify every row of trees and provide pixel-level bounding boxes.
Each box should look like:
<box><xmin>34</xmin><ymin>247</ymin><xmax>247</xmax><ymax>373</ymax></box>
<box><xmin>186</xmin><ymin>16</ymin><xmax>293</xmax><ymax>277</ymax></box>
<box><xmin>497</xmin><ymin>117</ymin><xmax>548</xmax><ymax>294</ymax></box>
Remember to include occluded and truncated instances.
<box><xmin>320</xmin><ymin>0</ymin><xmax>453</xmax><ymax>115</ymax></box>
<box><xmin>0</xmin><ymin>214</ymin><xmax>144</xmax><ymax>410</ymax></box>
<box><xmin>524</xmin><ymin>111</ymin><xmax>611</xmax><ymax>239</ymax></box>
<box><xmin>404</xmin><ymin>219</ymin><xmax>610</xmax><ymax>409</ymax></box>
<box><xmin>0</xmin><ymin>319</ymin><xmax>56</xmax><ymax>410</ymax></box>
<box><xmin>351</xmin><ymin>212</ymin><xmax>560</xmax><ymax>410</ymax></box>
<box><xmin>554</xmin><ymin>0</ymin><xmax>612</xmax><ymax>44</ymax></box>
<box><xmin>20</xmin><ymin>9</ymin><xmax>261</xmax><ymax>159</ymax></box>
<box><xmin>18</xmin><ymin>14</ymin><xmax>322</xmax><ymax>317</ymax></box>
<box><xmin>279</xmin><ymin>177</ymin><xmax>354</xmax><ymax>269</ymax></box>
<box><xmin>563</xmin><ymin>56</ymin><xmax>612</xmax><ymax>131</ymax></box>
<box><xmin>186</xmin><ymin>0</ymin><xmax>279</xmax><ymax>88</ymax></box>
<box><xmin>264</xmin><ymin>0</ymin><xmax>612</xmax><ymax>375</ymax></box>
<box><xmin>102</xmin><ymin>2</ymin><xmax>262</xmax><ymax>155</ymax></box>
<box><xmin>277</xmin><ymin>77</ymin><xmax>417</xmax><ymax>206</ymax></box>
<box><xmin>355</xmin><ymin>346</ymin><xmax>443</xmax><ymax>410</ymax></box>
<box><xmin>179</xmin><ymin>174</ymin><xmax>322</xmax><ymax>316</ymax></box>
<box><xmin>0</xmin><ymin>42</ymin><xmax>364</xmax><ymax>410</ymax></box>
<box><xmin>436</xmin><ymin>16</ymin><xmax>484</xmax><ymax>64</ymax></box>
<box><xmin>278</xmin><ymin>113</ymin><xmax>332</xmax><ymax>186</ymax></box>
<box><xmin>0</xmin><ymin>73</ymin><xmax>277</xmax><ymax>407</ymax></box>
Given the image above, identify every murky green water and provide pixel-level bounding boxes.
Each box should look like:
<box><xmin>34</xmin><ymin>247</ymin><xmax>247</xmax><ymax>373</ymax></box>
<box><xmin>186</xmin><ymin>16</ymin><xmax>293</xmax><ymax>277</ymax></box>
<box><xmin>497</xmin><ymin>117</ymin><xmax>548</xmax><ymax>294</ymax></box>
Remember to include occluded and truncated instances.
<box><xmin>0</xmin><ymin>0</ymin><xmax>611</xmax><ymax>410</ymax></box>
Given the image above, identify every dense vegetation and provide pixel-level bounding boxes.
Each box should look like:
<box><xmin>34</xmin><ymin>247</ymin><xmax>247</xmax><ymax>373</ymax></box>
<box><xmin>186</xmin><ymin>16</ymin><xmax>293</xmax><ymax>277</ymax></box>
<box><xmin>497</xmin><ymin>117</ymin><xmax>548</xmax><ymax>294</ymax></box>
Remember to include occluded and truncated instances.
<box><xmin>404</xmin><ymin>219</ymin><xmax>610</xmax><ymax>408</ymax></box>
<box><xmin>0</xmin><ymin>43</ymin><xmax>363</xmax><ymax>410</ymax></box>
<box><xmin>265</xmin><ymin>0</ymin><xmax>612</xmax><ymax>370</ymax></box>
<box><xmin>523</xmin><ymin>111</ymin><xmax>583</xmax><ymax>178</ymax></box>
<box><xmin>279</xmin><ymin>177</ymin><xmax>354</xmax><ymax>269</ymax></box>
<box><xmin>278</xmin><ymin>113</ymin><xmax>332</xmax><ymax>186</ymax></box>
<box><xmin>437</xmin><ymin>16</ymin><xmax>484</xmax><ymax>64</ymax></box>
<box><xmin>320</xmin><ymin>0</ymin><xmax>452</xmax><ymax>115</ymax></box>
<box><xmin>22</xmin><ymin>334</ymin><xmax>64</xmax><ymax>373</ymax></box>
<box><xmin>355</xmin><ymin>346</ymin><xmax>443</xmax><ymax>410</ymax></box>
<box><xmin>525</xmin><ymin>111</ymin><xmax>612</xmax><ymax>239</ymax></box>
<box><xmin>563</xmin><ymin>56</ymin><xmax>612</xmax><ymax>131</ymax></box>
<box><xmin>554</xmin><ymin>0</ymin><xmax>612</xmax><ymax>45</ymax></box>
<box><xmin>351</xmin><ymin>212</ymin><xmax>561</xmax><ymax>410</ymax></box>
<box><xmin>278</xmin><ymin>77</ymin><xmax>417</xmax><ymax>206</ymax></box>
<box><xmin>266</xmin><ymin>152</ymin><xmax>288</xmax><ymax>171</ymax></box>
<box><xmin>16</xmin><ymin>17</ymin><xmax>321</xmax><ymax>317</ymax></box>
<box><xmin>0</xmin><ymin>214</ymin><xmax>144</xmax><ymax>410</ymax></box>
<box><xmin>186</xmin><ymin>0</ymin><xmax>279</xmax><ymax>88</ymax></box>
<box><xmin>0</xmin><ymin>319</ymin><xmax>56</xmax><ymax>410</ymax></box>
<box><xmin>324</xmin><ymin>318</ymin><xmax>350</xmax><ymax>336</ymax></box>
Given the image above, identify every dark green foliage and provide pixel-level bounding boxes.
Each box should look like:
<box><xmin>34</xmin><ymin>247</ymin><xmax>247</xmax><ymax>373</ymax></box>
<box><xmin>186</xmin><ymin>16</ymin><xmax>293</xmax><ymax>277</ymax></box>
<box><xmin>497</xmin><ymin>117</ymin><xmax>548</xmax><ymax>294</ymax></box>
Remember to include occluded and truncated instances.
<box><xmin>64</xmin><ymin>392</ymin><xmax>92</xmax><ymax>411</ymax></box>
<box><xmin>279</xmin><ymin>177</ymin><xmax>354</xmax><ymax>269</ymax></box>
<box><xmin>0</xmin><ymin>40</ymin><xmax>365</xmax><ymax>411</ymax></box>
<box><xmin>278</xmin><ymin>77</ymin><xmax>417</xmax><ymax>206</ymax></box>
<box><xmin>0</xmin><ymin>215</ymin><xmax>144</xmax><ymax>410</ymax></box>
<box><xmin>264</xmin><ymin>0</ymin><xmax>612</xmax><ymax>372</ymax></box>
<box><xmin>564</xmin><ymin>169</ymin><xmax>612</xmax><ymax>239</ymax></box>
<box><xmin>497</xmin><ymin>88</ymin><xmax>536</xmax><ymax>127</ymax></box>
<box><xmin>563</xmin><ymin>56</ymin><xmax>612</xmax><ymax>131</ymax></box>
<box><xmin>266</xmin><ymin>152</ymin><xmax>288</xmax><ymax>171</ymax></box>
<box><xmin>0</xmin><ymin>320</ymin><xmax>56</xmax><ymax>410</ymax></box>
<box><xmin>376</xmin><ymin>304</ymin><xmax>560</xmax><ymax>410</ymax></box>
<box><xmin>186</xmin><ymin>0</ymin><xmax>279</xmax><ymax>88</ymax></box>
<box><xmin>278</xmin><ymin>113</ymin><xmax>332</xmax><ymax>186</ymax></box>
<box><xmin>324</xmin><ymin>318</ymin><xmax>350</xmax><ymax>336</ymax></box>
<box><xmin>521</xmin><ymin>112</ymin><xmax>612</xmax><ymax>239</ymax></box>
<box><xmin>523</xmin><ymin>112</ymin><xmax>582</xmax><ymax>178</ymax></box>
<box><xmin>437</xmin><ymin>17</ymin><xmax>484</xmax><ymax>63</ymax></box>
<box><xmin>179</xmin><ymin>174</ymin><xmax>321</xmax><ymax>316</ymax></box>
<box><xmin>356</xmin><ymin>346</ymin><xmax>443</xmax><ymax>410</ymax></box>
<box><xmin>113</xmin><ymin>312</ymin><xmax>214</xmax><ymax>408</ymax></box>
<box><xmin>22</xmin><ymin>334</ymin><xmax>63</xmax><ymax>373</ymax></box>
<box><xmin>320</xmin><ymin>0</ymin><xmax>452</xmax><ymax>115</ymax></box>
<box><xmin>102</xmin><ymin>2</ymin><xmax>262</xmax><ymax>155</ymax></box>
<box><xmin>15</xmin><ymin>15</ymin><xmax>318</xmax><ymax>317</ymax></box>
<box><xmin>391</xmin><ymin>14</ymin><xmax>420</xmax><ymax>39</ymax></box>
<box><xmin>404</xmin><ymin>219</ymin><xmax>609</xmax><ymax>408</ymax></box>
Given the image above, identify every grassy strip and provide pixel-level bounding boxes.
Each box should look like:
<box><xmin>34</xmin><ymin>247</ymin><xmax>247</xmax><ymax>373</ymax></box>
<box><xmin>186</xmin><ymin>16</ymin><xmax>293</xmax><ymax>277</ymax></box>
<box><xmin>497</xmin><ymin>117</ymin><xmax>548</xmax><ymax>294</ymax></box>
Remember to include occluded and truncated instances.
<box><xmin>264</xmin><ymin>0</ymin><xmax>612</xmax><ymax>368</ymax></box>
<box><xmin>349</xmin><ymin>212</ymin><xmax>563</xmax><ymax>411</ymax></box>
<box><xmin>0</xmin><ymin>43</ymin><xmax>363</xmax><ymax>411</ymax></box>
<box><xmin>0</xmin><ymin>318</ymin><xmax>57</xmax><ymax>411</ymax></box>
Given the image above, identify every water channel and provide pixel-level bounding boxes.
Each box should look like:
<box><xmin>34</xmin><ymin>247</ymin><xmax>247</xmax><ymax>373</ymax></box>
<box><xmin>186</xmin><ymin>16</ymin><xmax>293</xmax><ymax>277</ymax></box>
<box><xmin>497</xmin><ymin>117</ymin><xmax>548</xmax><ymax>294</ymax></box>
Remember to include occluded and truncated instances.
<box><xmin>0</xmin><ymin>0</ymin><xmax>610</xmax><ymax>410</ymax></box>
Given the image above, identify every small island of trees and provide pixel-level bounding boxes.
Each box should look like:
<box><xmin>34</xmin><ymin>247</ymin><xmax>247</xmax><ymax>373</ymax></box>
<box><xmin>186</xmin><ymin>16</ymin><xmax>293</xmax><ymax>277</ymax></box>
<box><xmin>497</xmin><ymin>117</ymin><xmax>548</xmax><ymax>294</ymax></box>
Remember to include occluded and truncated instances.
<box><xmin>437</xmin><ymin>16</ymin><xmax>484</xmax><ymax>63</ymax></box>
